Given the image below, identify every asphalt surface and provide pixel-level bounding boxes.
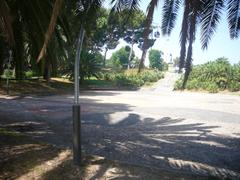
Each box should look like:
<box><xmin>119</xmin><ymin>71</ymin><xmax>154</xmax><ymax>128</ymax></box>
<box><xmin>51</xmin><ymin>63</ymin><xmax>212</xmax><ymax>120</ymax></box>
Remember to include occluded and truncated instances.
<box><xmin>0</xmin><ymin>72</ymin><xmax>240</xmax><ymax>179</ymax></box>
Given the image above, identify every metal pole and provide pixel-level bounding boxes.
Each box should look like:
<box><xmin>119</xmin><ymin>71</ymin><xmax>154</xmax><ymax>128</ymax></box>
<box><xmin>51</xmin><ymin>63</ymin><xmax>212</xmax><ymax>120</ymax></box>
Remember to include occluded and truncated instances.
<box><xmin>73</xmin><ymin>26</ymin><xmax>85</xmax><ymax>166</ymax></box>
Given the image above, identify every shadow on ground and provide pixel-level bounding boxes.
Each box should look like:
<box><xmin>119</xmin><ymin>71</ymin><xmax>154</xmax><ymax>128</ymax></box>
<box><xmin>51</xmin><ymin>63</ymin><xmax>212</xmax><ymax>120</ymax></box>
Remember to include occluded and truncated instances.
<box><xmin>0</xmin><ymin>128</ymin><xmax>62</xmax><ymax>179</ymax></box>
<box><xmin>0</xmin><ymin>95</ymin><xmax>240</xmax><ymax>179</ymax></box>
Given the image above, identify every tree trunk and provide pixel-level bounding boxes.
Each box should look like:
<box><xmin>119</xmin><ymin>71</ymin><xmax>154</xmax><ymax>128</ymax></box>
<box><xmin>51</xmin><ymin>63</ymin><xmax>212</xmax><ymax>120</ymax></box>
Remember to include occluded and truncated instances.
<box><xmin>138</xmin><ymin>0</ymin><xmax>157</xmax><ymax>73</ymax></box>
<box><xmin>43</xmin><ymin>58</ymin><xmax>51</xmax><ymax>83</ymax></box>
<box><xmin>103</xmin><ymin>47</ymin><xmax>108</xmax><ymax>67</ymax></box>
<box><xmin>79</xmin><ymin>75</ymin><xmax>84</xmax><ymax>85</ymax></box>
<box><xmin>13</xmin><ymin>12</ymin><xmax>24</xmax><ymax>80</ymax></box>
<box><xmin>182</xmin><ymin>9</ymin><xmax>196</xmax><ymax>89</ymax></box>
<box><xmin>138</xmin><ymin>50</ymin><xmax>147</xmax><ymax>73</ymax></box>
<box><xmin>0</xmin><ymin>40</ymin><xmax>5</xmax><ymax>76</ymax></box>
<box><xmin>128</xmin><ymin>42</ymin><xmax>134</xmax><ymax>70</ymax></box>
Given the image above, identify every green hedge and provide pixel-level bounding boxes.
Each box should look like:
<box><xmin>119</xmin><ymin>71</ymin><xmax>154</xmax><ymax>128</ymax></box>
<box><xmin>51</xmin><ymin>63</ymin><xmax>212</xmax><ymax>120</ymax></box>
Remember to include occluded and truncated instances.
<box><xmin>174</xmin><ymin>58</ymin><xmax>240</xmax><ymax>93</ymax></box>
<box><xmin>100</xmin><ymin>69</ymin><xmax>164</xmax><ymax>88</ymax></box>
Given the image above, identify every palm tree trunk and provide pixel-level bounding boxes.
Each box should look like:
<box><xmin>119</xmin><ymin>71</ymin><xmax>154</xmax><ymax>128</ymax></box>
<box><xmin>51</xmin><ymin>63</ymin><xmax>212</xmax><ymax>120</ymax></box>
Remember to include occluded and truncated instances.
<box><xmin>0</xmin><ymin>39</ymin><xmax>5</xmax><ymax>76</ymax></box>
<box><xmin>103</xmin><ymin>47</ymin><xmax>108</xmax><ymax>67</ymax></box>
<box><xmin>43</xmin><ymin>56</ymin><xmax>51</xmax><ymax>83</ymax></box>
<box><xmin>182</xmin><ymin>9</ymin><xmax>196</xmax><ymax>89</ymax></box>
<box><xmin>13</xmin><ymin>12</ymin><xmax>24</xmax><ymax>80</ymax></box>
<box><xmin>138</xmin><ymin>0</ymin><xmax>158</xmax><ymax>73</ymax></box>
<box><xmin>37</xmin><ymin>0</ymin><xmax>64</xmax><ymax>62</ymax></box>
<box><xmin>179</xmin><ymin>0</ymin><xmax>190</xmax><ymax>73</ymax></box>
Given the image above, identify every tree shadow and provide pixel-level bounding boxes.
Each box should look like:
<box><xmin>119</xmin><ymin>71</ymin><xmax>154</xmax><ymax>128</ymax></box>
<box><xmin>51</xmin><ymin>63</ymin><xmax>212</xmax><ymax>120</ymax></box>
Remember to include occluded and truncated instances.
<box><xmin>0</xmin><ymin>128</ymin><xmax>63</xmax><ymax>179</ymax></box>
<box><xmin>0</xmin><ymin>95</ymin><xmax>240</xmax><ymax>179</ymax></box>
<box><xmin>81</xmin><ymin>113</ymin><xmax>240</xmax><ymax>179</ymax></box>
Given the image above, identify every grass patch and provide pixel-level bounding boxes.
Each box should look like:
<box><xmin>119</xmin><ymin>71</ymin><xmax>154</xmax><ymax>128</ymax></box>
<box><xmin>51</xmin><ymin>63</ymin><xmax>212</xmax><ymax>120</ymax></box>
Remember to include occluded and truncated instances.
<box><xmin>0</xmin><ymin>78</ymin><xmax>73</xmax><ymax>96</ymax></box>
<box><xmin>84</xmin><ymin>78</ymin><xmax>116</xmax><ymax>89</ymax></box>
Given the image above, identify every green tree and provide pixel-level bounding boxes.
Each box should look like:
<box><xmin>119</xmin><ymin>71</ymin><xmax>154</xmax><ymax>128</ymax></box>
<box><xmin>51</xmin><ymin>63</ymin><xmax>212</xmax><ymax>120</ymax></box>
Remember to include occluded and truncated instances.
<box><xmin>110</xmin><ymin>46</ymin><xmax>135</xmax><ymax>69</ymax></box>
<box><xmin>149</xmin><ymin>49</ymin><xmax>164</xmax><ymax>70</ymax></box>
<box><xmin>114</xmin><ymin>0</ymin><xmax>240</xmax><ymax>88</ymax></box>
<box><xmin>173</xmin><ymin>57</ymin><xmax>180</xmax><ymax>67</ymax></box>
<box><xmin>79</xmin><ymin>50</ymin><xmax>102</xmax><ymax>84</ymax></box>
<box><xmin>0</xmin><ymin>0</ymin><xmax>71</xmax><ymax>80</ymax></box>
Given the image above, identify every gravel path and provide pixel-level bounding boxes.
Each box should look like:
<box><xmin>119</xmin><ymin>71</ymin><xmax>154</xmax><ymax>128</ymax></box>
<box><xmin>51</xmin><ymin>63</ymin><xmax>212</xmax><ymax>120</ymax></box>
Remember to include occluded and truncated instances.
<box><xmin>0</xmin><ymin>72</ymin><xmax>240</xmax><ymax>179</ymax></box>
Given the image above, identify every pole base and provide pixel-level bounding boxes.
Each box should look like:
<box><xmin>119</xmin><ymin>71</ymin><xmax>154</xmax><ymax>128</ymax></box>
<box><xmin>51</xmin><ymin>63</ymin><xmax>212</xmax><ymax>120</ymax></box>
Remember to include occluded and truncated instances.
<box><xmin>72</xmin><ymin>104</ymin><xmax>81</xmax><ymax>165</ymax></box>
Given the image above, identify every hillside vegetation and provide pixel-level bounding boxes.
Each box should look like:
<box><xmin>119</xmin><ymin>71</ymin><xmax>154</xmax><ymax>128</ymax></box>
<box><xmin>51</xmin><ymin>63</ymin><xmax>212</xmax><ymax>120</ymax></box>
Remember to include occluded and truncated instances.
<box><xmin>174</xmin><ymin>58</ymin><xmax>240</xmax><ymax>93</ymax></box>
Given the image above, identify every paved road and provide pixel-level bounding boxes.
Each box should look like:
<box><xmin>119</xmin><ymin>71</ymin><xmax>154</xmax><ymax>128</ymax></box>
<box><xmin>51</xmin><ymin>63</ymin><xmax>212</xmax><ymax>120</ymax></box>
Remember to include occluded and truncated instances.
<box><xmin>0</xmin><ymin>72</ymin><xmax>240</xmax><ymax>179</ymax></box>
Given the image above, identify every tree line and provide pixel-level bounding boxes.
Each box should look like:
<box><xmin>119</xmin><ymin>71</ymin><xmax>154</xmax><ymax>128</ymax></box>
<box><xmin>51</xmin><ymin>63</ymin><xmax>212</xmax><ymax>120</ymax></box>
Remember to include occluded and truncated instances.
<box><xmin>0</xmin><ymin>0</ymin><xmax>239</xmax><ymax>87</ymax></box>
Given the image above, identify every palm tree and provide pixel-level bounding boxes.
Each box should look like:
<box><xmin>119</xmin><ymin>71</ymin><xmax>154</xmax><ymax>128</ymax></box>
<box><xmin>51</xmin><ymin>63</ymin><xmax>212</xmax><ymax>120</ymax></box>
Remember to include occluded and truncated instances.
<box><xmin>138</xmin><ymin>0</ymin><xmax>159</xmax><ymax>73</ymax></box>
<box><xmin>162</xmin><ymin>0</ymin><xmax>240</xmax><ymax>88</ymax></box>
<box><xmin>0</xmin><ymin>0</ymin><xmax>71</xmax><ymax>80</ymax></box>
<box><xmin>4</xmin><ymin>0</ymin><xmax>237</xmax><ymax>83</ymax></box>
<box><xmin>119</xmin><ymin>0</ymin><xmax>239</xmax><ymax>87</ymax></box>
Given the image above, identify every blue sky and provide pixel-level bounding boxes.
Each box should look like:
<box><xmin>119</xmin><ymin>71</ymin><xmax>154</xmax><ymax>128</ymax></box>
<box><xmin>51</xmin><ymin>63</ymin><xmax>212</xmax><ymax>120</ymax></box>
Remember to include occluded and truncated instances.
<box><xmin>104</xmin><ymin>1</ymin><xmax>240</xmax><ymax>65</ymax></box>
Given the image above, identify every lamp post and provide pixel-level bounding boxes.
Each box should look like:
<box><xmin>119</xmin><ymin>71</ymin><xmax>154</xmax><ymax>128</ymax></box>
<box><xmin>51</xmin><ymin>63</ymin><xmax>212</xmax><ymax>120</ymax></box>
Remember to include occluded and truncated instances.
<box><xmin>72</xmin><ymin>0</ymin><xmax>97</xmax><ymax>166</ymax></box>
<box><xmin>73</xmin><ymin>25</ymin><xmax>85</xmax><ymax>166</ymax></box>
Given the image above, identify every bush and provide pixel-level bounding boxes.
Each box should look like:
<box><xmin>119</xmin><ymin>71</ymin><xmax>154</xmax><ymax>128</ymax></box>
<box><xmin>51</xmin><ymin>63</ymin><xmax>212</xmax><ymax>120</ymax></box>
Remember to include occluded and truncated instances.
<box><xmin>101</xmin><ymin>69</ymin><xmax>164</xmax><ymax>89</ymax></box>
<box><xmin>2</xmin><ymin>69</ymin><xmax>14</xmax><ymax>78</ymax></box>
<box><xmin>186</xmin><ymin>79</ymin><xmax>200</xmax><ymax>90</ymax></box>
<box><xmin>205</xmin><ymin>83</ymin><xmax>219</xmax><ymax>93</ymax></box>
<box><xmin>140</xmin><ymin>70</ymin><xmax>159</xmax><ymax>82</ymax></box>
<box><xmin>115</xmin><ymin>73</ymin><xmax>144</xmax><ymax>88</ymax></box>
<box><xmin>228</xmin><ymin>82</ymin><xmax>240</xmax><ymax>92</ymax></box>
<box><xmin>174</xmin><ymin>58</ymin><xmax>240</xmax><ymax>93</ymax></box>
<box><xmin>174</xmin><ymin>78</ymin><xmax>183</xmax><ymax>90</ymax></box>
<box><xmin>103</xmin><ymin>72</ymin><xmax>115</xmax><ymax>81</ymax></box>
<box><xmin>25</xmin><ymin>71</ymin><xmax>34</xmax><ymax>78</ymax></box>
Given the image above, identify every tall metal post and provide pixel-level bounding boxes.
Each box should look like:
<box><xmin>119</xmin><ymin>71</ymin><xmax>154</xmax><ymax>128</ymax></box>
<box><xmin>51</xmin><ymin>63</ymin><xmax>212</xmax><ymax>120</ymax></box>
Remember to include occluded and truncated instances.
<box><xmin>73</xmin><ymin>26</ymin><xmax>85</xmax><ymax>165</ymax></box>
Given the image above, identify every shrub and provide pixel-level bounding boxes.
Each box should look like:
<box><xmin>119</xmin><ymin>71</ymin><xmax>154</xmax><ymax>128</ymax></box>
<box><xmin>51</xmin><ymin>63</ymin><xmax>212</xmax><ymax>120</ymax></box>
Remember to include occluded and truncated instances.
<box><xmin>205</xmin><ymin>83</ymin><xmax>219</xmax><ymax>93</ymax></box>
<box><xmin>186</xmin><ymin>79</ymin><xmax>200</xmax><ymax>90</ymax></box>
<box><xmin>103</xmin><ymin>72</ymin><xmax>115</xmax><ymax>81</ymax></box>
<box><xmin>174</xmin><ymin>78</ymin><xmax>183</xmax><ymax>90</ymax></box>
<box><xmin>108</xmin><ymin>69</ymin><xmax>164</xmax><ymax>88</ymax></box>
<box><xmin>140</xmin><ymin>70</ymin><xmax>158</xmax><ymax>82</ymax></box>
<box><xmin>174</xmin><ymin>58</ymin><xmax>240</xmax><ymax>93</ymax></box>
<box><xmin>2</xmin><ymin>69</ymin><xmax>14</xmax><ymax>78</ymax></box>
<box><xmin>25</xmin><ymin>71</ymin><xmax>34</xmax><ymax>78</ymax></box>
<box><xmin>228</xmin><ymin>82</ymin><xmax>240</xmax><ymax>92</ymax></box>
<box><xmin>114</xmin><ymin>73</ymin><xmax>143</xmax><ymax>88</ymax></box>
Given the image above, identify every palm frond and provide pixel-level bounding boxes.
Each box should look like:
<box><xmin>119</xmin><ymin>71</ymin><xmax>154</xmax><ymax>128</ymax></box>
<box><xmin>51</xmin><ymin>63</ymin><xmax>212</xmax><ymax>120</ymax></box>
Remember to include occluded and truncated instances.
<box><xmin>162</xmin><ymin>0</ymin><xmax>181</xmax><ymax>36</ymax></box>
<box><xmin>111</xmin><ymin>0</ymin><xmax>140</xmax><ymax>12</ymax></box>
<box><xmin>37</xmin><ymin>0</ymin><xmax>64</xmax><ymax>63</ymax></box>
<box><xmin>111</xmin><ymin>0</ymin><xmax>124</xmax><ymax>12</ymax></box>
<box><xmin>227</xmin><ymin>0</ymin><xmax>240</xmax><ymax>39</ymax></box>
<box><xmin>127</xmin><ymin>0</ymin><xmax>140</xmax><ymax>10</ymax></box>
<box><xmin>0</xmin><ymin>0</ymin><xmax>14</xmax><ymax>47</ymax></box>
<box><xmin>201</xmin><ymin>0</ymin><xmax>224</xmax><ymax>49</ymax></box>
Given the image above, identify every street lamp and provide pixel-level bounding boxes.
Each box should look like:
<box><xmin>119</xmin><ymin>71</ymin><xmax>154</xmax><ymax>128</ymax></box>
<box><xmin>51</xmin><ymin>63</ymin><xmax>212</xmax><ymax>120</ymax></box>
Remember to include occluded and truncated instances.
<box><xmin>72</xmin><ymin>1</ymin><xmax>93</xmax><ymax>166</ymax></box>
<box><xmin>73</xmin><ymin>26</ymin><xmax>85</xmax><ymax>166</ymax></box>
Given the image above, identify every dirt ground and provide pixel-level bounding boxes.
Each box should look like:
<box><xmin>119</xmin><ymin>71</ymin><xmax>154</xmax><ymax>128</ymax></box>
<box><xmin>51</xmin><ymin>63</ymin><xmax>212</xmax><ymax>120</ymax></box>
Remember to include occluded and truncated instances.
<box><xmin>0</xmin><ymin>128</ymin><xmax>210</xmax><ymax>180</ymax></box>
